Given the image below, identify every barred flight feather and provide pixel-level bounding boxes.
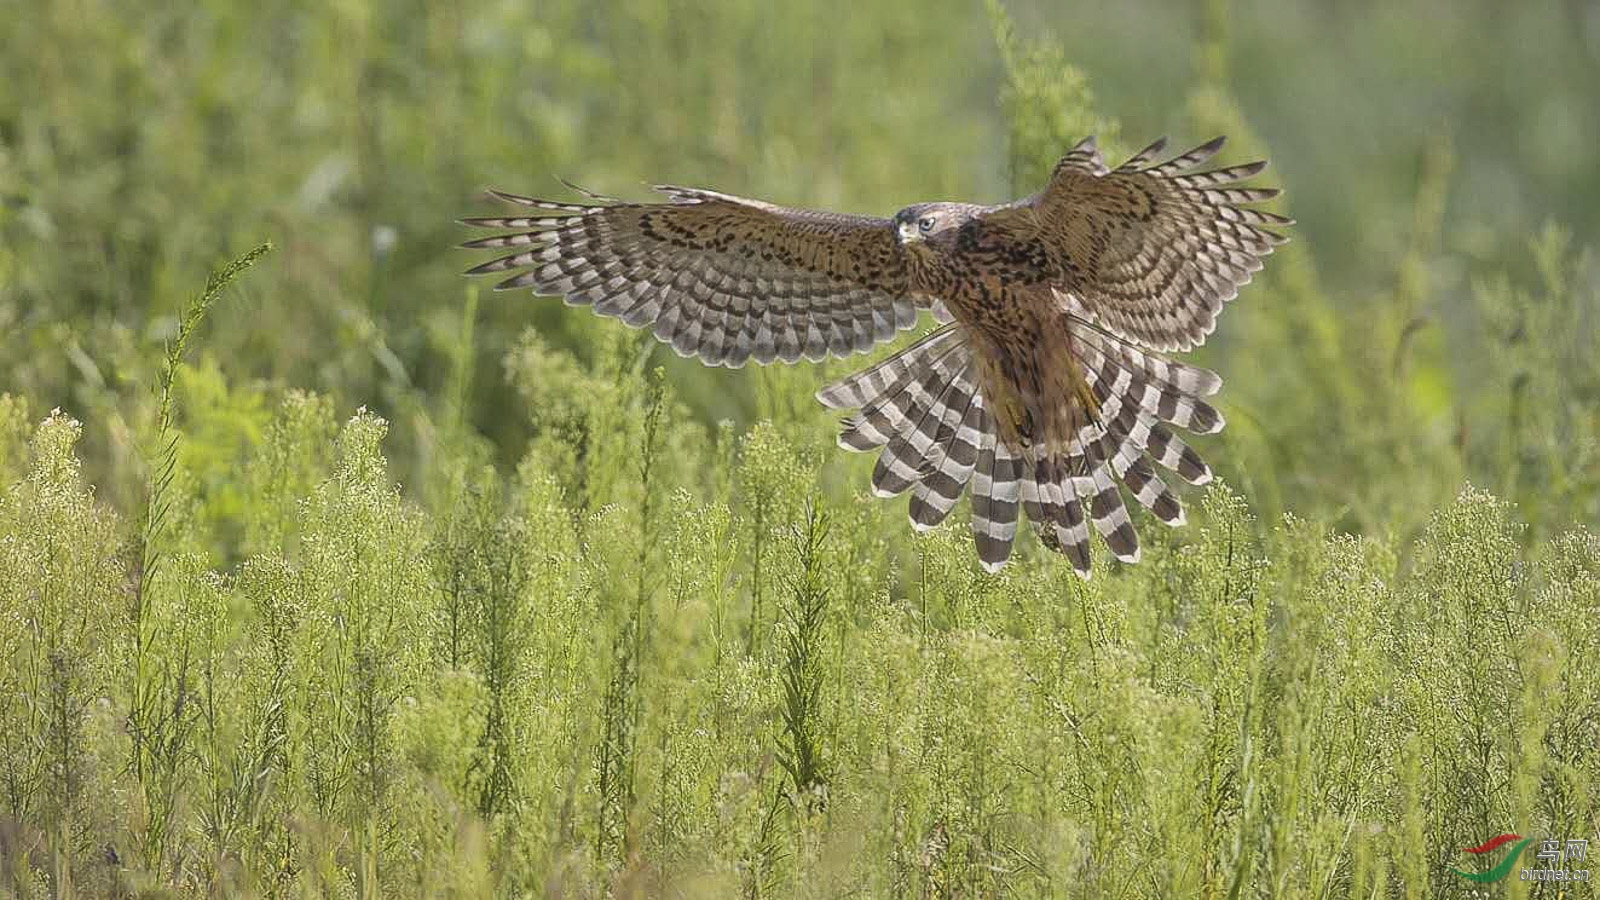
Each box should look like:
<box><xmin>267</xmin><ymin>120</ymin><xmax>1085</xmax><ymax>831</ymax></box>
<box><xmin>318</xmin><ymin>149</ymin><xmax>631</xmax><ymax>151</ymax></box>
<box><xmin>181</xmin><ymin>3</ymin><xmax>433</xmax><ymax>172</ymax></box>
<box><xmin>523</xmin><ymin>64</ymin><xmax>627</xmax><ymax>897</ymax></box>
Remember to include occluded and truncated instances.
<box><xmin>1018</xmin><ymin>136</ymin><xmax>1293</xmax><ymax>353</ymax></box>
<box><xmin>462</xmin><ymin>186</ymin><xmax>935</xmax><ymax>368</ymax></box>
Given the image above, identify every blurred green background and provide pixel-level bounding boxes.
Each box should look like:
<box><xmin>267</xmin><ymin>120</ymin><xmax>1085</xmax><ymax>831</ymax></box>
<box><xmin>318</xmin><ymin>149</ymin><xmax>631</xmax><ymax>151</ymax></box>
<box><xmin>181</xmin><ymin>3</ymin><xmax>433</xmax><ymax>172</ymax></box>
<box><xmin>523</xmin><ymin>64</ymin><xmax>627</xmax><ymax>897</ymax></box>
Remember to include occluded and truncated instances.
<box><xmin>3</xmin><ymin>1</ymin><xmax>1599</xmax><ymax>896</ymax></box>
<box><xmin>4</xmin><ymin>0</ymin><xmax>1597</xmax><ymax>538</ymax></box>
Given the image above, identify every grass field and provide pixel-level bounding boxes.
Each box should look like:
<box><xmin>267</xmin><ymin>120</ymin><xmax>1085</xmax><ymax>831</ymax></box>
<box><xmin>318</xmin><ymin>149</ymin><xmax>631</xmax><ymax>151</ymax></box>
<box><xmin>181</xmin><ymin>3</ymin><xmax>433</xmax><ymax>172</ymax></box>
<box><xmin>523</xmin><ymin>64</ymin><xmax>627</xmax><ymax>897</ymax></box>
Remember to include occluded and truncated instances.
<box><xmin>2</xmin><ymin>0</ymin><xmax>1598</xmax><ymax>896</ymax></box>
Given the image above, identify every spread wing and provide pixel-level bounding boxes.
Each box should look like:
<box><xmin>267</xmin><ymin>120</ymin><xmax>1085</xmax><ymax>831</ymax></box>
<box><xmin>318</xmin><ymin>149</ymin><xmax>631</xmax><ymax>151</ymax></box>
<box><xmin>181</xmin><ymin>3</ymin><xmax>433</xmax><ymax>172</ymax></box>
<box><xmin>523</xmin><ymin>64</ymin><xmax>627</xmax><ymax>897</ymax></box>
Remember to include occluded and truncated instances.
<box><xmin>460</xmin><ymin>186</ymin><xmax>934</xmax><ymax>367</ymax></box>
<box><xmin>986</xmin><ymin>136</ymin><xmax>1292</xmax><ymax>352</ymax></box>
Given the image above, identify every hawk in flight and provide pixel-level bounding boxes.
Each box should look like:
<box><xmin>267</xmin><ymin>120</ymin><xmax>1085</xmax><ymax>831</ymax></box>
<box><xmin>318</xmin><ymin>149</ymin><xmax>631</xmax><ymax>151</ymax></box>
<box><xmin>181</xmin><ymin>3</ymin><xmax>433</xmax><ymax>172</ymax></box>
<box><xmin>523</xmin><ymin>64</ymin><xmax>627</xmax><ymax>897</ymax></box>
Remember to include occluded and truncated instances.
<box><xmin>461</xmin><ymin>137</ymin><xmax>1290</xmax><ymax>577</ymax></box>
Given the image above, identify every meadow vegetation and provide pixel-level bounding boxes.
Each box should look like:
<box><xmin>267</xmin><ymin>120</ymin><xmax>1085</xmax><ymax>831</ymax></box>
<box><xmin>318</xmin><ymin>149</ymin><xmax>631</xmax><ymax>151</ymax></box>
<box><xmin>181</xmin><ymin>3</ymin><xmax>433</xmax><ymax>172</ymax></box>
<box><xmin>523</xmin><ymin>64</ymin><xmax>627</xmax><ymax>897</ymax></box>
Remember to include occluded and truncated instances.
<box><xmin>1</xmin><ymin>0</ymin><xmax>1598</xmax><ymax>896</ymax></box>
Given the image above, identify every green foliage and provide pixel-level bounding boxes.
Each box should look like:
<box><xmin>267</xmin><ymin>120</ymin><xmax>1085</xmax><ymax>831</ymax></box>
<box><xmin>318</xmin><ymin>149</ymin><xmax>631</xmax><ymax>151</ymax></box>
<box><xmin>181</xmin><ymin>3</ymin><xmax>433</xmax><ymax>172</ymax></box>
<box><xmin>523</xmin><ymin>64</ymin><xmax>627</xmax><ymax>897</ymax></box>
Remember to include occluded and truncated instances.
<box><xmin>2</xmin><ymin>0</ymin><xmax>1599</xmax><ymax>897</ymax></box>
<box><xmin>1473</xmin><ymin>227</ymin><xmax>1600</xmax><ymax>533</ymax></box>
<box><xmin>777</xmin><ymin>502</ymin><xmax>833</xmax><ymax>807</ymax></box>
<box><xmin>0</xmin><ymin>414</ymin><xmax>124</xmax><ymax>895</ymax></box>
<box><xmin>127</xmin><ymin>242</ymin><xmax>271</xmax><ymax>883</ymax></box>
<box><xmin>988</xmin><ymin>0</ymin><xmax>1120</xmax><ymax>190</ymax></box>
<box><xmin>5</xmin><ymin>383</ymin><xmax>1600</xmax><ymax>898</ymax></box>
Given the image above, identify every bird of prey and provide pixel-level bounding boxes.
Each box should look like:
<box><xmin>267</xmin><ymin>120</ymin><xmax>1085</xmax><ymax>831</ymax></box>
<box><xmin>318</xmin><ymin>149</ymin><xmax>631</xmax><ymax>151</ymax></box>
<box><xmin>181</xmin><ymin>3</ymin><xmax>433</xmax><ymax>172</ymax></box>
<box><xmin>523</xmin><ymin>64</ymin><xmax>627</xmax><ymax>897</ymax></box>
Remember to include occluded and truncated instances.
<box><xmin>460</xmin><ymin>136</ymin><xmax>1290</xmax><ymax>577</ymax></box>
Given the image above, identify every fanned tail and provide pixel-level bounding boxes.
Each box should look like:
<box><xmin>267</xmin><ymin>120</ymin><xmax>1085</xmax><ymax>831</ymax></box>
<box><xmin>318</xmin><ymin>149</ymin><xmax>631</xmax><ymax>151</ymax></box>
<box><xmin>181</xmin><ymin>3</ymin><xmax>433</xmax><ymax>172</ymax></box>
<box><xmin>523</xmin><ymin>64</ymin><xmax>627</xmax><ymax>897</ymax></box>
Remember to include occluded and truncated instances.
<box><xmin>820</xmin><ymin>327</ymin><xmax>1017</xmax><ymax>572</ymax></box>
<box><xmin>820</xmin><ymin>323</ymin><xmax>1221</xmax><ymax>577</ymax></box>
<box><xmin>1013</xmin><ymin>321</ymin><xmax>1220</xmax><ymax>577</ymax></box>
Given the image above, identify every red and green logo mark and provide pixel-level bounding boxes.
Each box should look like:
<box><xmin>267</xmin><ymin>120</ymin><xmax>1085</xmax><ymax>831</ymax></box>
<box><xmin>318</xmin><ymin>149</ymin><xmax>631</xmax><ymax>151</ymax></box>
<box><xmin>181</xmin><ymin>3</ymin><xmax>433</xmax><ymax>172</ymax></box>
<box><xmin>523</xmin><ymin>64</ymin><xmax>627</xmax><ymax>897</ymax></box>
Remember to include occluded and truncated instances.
<box><xmin>1450</xmin><ymin>834</ymin><xmax>1533</xmax><ymax>883</ymax></box>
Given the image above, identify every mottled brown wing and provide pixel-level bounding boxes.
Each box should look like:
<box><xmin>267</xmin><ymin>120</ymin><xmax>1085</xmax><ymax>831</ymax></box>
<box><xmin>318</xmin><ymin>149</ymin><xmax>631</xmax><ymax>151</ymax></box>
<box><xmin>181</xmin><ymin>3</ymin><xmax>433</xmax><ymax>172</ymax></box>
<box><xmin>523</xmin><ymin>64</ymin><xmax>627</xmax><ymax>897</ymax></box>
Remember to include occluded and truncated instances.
<box><xmin>992</xmin><ymin>136</ymin><xmax>1292</xmax><ymax>352</ymax></box>
<box><xmin>460</xmin><ymin>186</ymin><xmax>932</xmax><ymax>367</ymax></box>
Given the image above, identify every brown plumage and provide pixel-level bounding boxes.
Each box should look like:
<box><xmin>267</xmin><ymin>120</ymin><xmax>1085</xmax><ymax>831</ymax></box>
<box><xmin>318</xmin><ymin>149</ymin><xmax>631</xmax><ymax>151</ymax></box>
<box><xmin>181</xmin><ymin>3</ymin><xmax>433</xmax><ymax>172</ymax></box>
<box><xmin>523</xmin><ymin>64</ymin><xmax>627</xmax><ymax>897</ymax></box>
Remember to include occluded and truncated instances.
<box><xmin>460</xmin><ymin>137</ymin><xmax>1291</xmax><ymax>577</ymax></box>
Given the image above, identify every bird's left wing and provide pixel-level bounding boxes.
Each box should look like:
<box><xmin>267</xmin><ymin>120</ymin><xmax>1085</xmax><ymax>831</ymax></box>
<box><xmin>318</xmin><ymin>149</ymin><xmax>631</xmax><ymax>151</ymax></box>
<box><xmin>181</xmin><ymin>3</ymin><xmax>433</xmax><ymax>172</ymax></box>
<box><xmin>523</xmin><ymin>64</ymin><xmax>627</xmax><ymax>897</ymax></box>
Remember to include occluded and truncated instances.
<box><xmin>461</xmin><ymin>186</ymin><xmax>933</xmax><ymax>367</ymax></box>
<box><xmin>981</xmin><ymin>136</ymin><xmax>1293</xmax><ymax>352</ymax></box>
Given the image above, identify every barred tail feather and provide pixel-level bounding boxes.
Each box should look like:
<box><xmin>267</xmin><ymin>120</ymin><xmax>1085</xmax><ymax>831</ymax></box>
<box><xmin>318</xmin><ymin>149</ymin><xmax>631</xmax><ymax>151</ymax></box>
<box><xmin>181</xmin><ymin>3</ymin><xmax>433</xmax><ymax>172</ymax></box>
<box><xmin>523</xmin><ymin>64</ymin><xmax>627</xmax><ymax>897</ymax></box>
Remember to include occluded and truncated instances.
<box><xmin>907</xmin><ymin>387</ymin><xmax>986</xmax><ymax>530</ymax></box>
<box><xmin>870</xmin><ymin>361</ymin><xmax>975</xmax><ymax>497</ymax></box>
<box><xmin>817</xmin><ymin>326</ymin><xmax>959</xmax><ymax>409</ymax></box>
<box><xmin>824</xmin><ymin>330</ymin><xmax>1018</xmax><ymax>571</ymax></box>
<box><xmin>1003</xmin><ymin>324</ymin><xmax>1220</xmax><ymax>575</ymax></box>
<box><xmin>971</xmin><ymin>436</ymin><xmax>1022</xmax><ymax>572</ymax></box>
<box><xmin>1020</xmin><ymin>456</ymin><xmax>1092</xmax><ymax>578</ymax></box>
<box><xmin>820</xmin><ymin>323</ymin><xmax>1221</xmax><ymax>576</ymax></box>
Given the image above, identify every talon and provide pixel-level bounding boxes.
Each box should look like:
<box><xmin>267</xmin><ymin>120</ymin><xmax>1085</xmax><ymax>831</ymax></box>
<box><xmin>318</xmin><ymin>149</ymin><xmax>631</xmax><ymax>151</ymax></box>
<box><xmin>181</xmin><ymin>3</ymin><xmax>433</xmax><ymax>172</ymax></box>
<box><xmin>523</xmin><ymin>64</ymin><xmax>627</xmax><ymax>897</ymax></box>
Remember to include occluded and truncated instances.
<box><xmin>1005</xmin><ymin>401</ymin><xmax>1035</xmax><ymax>445</ymax></box>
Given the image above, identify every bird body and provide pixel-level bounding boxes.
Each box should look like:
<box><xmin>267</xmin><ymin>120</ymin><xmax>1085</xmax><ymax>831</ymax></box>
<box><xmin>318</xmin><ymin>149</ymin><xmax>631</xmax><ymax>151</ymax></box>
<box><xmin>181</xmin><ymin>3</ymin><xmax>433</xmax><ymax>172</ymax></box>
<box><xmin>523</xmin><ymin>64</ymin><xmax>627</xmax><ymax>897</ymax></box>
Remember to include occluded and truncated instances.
<box><xmin>896</xmin><ymin>205</ymin><xmax>1097</xmax><ymax>453</ymax></box>
<box><xmin>461</xmin><ymin>136</ymin><xmax>1291</xmax><ymax>576</ymax></box>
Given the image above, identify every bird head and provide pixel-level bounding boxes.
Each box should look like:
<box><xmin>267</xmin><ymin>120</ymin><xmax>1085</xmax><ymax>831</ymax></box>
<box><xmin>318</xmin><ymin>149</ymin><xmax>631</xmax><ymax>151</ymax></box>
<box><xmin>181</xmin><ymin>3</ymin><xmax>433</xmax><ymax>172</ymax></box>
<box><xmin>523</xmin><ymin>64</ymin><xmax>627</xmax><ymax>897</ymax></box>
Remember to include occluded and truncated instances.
<box><xmin>894</xmin><ymin>203</ymin><xmax>955</xmax><ymax>246</ymax></box>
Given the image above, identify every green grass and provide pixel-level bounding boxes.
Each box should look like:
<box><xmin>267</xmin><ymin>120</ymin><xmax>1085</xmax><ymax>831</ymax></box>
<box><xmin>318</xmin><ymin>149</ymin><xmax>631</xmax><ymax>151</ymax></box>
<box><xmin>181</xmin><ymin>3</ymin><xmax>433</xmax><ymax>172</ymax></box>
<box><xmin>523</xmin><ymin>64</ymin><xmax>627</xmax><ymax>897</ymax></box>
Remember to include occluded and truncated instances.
<box><xmin>2</xmin><ymin>0</ymin><xmax>1598</xmax><ymax>896</ymax></box>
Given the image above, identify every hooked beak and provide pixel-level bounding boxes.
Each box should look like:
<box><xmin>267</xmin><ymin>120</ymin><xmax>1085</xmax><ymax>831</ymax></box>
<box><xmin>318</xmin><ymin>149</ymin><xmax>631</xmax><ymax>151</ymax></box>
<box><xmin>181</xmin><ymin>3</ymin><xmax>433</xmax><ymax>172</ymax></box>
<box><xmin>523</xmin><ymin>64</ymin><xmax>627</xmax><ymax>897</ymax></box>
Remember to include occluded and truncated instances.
<box><xmin>897</xmin><ymin>221</ymin><xmax>922</xmax><ymax>244</ymax></box>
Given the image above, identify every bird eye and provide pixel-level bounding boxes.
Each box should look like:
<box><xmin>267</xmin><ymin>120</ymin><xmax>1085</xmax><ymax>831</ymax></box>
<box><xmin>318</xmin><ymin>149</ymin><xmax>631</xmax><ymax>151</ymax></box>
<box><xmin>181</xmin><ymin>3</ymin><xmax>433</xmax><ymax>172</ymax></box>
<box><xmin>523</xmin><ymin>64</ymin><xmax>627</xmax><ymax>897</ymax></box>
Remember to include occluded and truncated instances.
<box><xmin>918</xmin><ymin>215</ymin><xmax>937</xmax><ymax>233</ymax></box>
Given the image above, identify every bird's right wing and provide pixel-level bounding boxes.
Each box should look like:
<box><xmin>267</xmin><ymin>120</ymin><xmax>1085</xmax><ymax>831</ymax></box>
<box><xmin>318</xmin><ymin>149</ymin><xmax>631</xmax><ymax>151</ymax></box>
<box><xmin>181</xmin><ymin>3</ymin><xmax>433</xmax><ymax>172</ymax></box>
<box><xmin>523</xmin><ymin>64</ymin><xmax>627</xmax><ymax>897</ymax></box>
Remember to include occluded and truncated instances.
<box><xmin>461</xmin><ymin>186</ymin><xmax>935</xmax><ymax>367</ymax></box>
